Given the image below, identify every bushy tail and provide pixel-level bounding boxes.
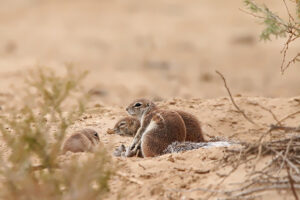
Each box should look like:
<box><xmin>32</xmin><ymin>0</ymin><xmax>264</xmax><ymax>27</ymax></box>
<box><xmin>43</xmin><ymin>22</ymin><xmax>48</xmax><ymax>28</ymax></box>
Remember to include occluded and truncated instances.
<box><xmin>163</xmin><ymin>141</ymin><xmax>233</xmax><ymax>154</ymax></box>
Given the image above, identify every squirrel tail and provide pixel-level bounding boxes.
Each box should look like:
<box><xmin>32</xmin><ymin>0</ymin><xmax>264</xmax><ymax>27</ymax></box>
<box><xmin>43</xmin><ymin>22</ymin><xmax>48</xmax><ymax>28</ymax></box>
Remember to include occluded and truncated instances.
<box><xmin>163</xmin><ymin>141</ymin><xmax>232</xmax><ymax>154</ymax></box>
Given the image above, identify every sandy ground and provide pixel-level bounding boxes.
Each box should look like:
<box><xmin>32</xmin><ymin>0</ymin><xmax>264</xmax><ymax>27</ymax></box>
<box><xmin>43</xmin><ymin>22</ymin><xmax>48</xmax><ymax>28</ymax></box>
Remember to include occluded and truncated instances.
<box><xmin>78</xmin><ymin>96</ymin><xmax>299</xmax><ymax>200</ymax></box>
<box><xmin>0</xmin><ymin>0</ymin><xmax>300</xmax><ymax>199</ymax></box>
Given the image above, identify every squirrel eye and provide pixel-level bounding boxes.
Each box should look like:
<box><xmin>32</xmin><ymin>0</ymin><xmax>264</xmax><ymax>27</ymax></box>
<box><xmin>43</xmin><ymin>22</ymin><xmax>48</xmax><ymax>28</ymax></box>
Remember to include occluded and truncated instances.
<box><xmin>134</xmin><ymin>102</ymin><xmax>142</xmax><ymax>107</ymax></box>
<box><xmin>119</xmin><ymin>122</ymin><xmax>126</xmax><ymax>126</ymax></box>
<box><xmin>94</xmin><ymin>133</ymin><xmax>98</xmax><ymax>137</ymax></box>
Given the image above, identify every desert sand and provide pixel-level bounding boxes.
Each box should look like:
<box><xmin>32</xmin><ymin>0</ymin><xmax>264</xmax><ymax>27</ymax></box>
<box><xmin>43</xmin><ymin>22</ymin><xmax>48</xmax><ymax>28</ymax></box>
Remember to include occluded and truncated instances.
<box><xmin>0</xmin><ymin>0</ymin><xmax>299</xmax><ymax>199</ymax></box>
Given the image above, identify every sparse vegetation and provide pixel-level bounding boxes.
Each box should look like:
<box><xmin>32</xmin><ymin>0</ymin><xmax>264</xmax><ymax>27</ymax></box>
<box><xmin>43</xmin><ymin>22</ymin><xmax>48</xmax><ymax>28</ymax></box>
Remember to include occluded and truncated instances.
<box><xmin>243</xmin><ymin>0</ymin><xmax>300</xmax><ymax>73</ymax></box>
<box><xmin>239</xmin><ymin>2</ymin><xmax>300</xmax><ymax>197</ymax></box>
<box><xmin>0</xmin><ymin>66</ymin><xmax>113</xmax><ymax>200</ymax></box>
<box><xmin>214</xmin><ymin>68</ymin><xmax>300</xmax><ymax>199</ymax></box>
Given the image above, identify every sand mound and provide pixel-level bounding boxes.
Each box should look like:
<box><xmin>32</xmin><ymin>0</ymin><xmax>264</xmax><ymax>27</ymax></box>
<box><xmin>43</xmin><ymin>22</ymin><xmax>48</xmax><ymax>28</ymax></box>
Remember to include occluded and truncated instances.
<box><xmin>66</xmin><ymin>96</ymin><xmax>300</xmax><ymax>199</ymax></box>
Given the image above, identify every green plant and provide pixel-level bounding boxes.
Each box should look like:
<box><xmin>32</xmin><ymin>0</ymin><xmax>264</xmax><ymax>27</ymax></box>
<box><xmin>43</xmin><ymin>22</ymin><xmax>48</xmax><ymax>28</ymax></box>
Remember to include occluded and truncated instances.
<box><xmin>243</xmin><ymin>0</ymin><xmax>300</xmax><ymax>73</ymax></box>
<box><xmin>0</xmin><ymin>66</ymin><xmax>113</xmax><ymax>200</ymax></box>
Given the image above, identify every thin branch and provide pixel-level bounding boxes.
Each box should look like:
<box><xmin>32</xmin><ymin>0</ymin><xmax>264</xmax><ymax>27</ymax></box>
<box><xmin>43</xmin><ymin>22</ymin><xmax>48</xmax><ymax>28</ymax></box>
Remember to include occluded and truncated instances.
<box><xmin>282</xmin><ymin>0</ymin><xmax>295</xmax><ymax>23</ymax></box>
<box><xmin>226</xmin><ymin>184</ymin><xmax>300</xmax><ymax>199</ymax></box>
<box><xmin>239</xmin><ymin>8</ymin><xmax>265</xmax><ymax>19</ymax></box>
<box><xmin>270</xmin><ymin>124</ymin><xmax>300</xmax><ymax>132</ymax></box>
<box><xmin>282</xmin><ymin>53</ymin><xmax>300</xmax><ymax>74</ymax></box>
<box><xmin>277</xmin><ymin>110</ymin><xmax>300</xmax><ymax>125</ymax></box>
<box><xmin>281</xmin><ymin>32</ymin><xmax>294</xmax><ymax>73</ymax></box>
<box><xmin>247</xmin><ymin>101</ymin><xmax>281</xmax><ymax>125</ymax></box>
<box><xmin>215</xmin><ymin>71</ymin><xmax>258</xmax><ymax>126</ymax></box>
<box><xmin>286</xmin><ymin>164</ymin><xmax>300</xmax><ymax>200</ymax></box>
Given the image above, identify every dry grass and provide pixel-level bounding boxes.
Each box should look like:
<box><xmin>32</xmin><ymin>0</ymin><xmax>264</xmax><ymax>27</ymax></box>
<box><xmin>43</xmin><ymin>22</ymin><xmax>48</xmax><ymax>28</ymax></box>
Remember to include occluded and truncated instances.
<box><xmin>0</xmin><ymin>66</ymin><xmax>114</xmax><ymax>200</ymax></box>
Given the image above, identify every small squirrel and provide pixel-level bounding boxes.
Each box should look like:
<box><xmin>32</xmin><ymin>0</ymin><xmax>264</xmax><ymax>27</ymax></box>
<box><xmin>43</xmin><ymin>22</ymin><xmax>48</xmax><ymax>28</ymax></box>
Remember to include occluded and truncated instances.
<box><xmin>125</xmin><ymin>98</ymin><xmax>186</xmax><ymax>157</ymax></box>
<box><xmin>62</xmin><ymin>128</ymin><xmax>100</xmax><ymax>154</ymax></box>
<box><xmin>30</xmin><ymin>128</ymin><xmax>100</xmax><ymax>171</ymax></box>
<box><xmin>110</xmin><ymin>110</ymin><xmax>204</xmax><ymax>143</ymax></box>
<box><xmin>108</xmin><ymin>116</ymin><xmax>140</xmax><ymax>136</ymax></box>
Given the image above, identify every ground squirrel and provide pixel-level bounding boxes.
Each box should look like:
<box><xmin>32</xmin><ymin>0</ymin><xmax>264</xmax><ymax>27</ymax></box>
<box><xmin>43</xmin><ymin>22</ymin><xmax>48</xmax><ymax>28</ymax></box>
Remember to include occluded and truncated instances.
<box><xmin>62</xmin><ymin>128</ymin><xmax>100</xmax><ymax>154</ymax></box>
<box><xmin>175</xmin><ymin>110</ymin><xmax>204</xmax><ymax>142</ymax></box>
<box><xmin>110</xmin><ymin>116</ymin><xmax>140</xmax><ymax>136</ymax></box>
<box><xmin>112</xmin><ymin>99</ymin><xmax>230</xmax><ymax>157</ymax></box>
<box><xmin>125</xmin><ymin>98</ymin><xmax>187</xmax><ymax>157</ymax></box>
<box><xmin>110</xmin><ymin>106</ymin><xmax>204</xmax><ymax>142</ymax></box>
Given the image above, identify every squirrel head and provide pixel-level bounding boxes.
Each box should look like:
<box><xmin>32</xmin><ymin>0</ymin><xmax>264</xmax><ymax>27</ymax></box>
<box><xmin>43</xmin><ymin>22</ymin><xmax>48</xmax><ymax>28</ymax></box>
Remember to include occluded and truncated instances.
<box><xmin>126</xmin><ymin>98</ymin><xmax>157</xmax><ymax>120</ymax></box>
<box><xmin>79</xmin><ymin>128</ymin><xmax>100</xmax><ymax>144</ymax></box>
<box><xmin>113</xmin><ymin>116</ymin><xmax>140</xmax><ymax>136</ymax></box>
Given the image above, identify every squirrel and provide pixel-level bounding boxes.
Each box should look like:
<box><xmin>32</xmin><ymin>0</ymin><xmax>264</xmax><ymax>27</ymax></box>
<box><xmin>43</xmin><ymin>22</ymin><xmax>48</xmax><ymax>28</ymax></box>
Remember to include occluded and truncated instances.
<box><xmin>125</xmin><ymin>98</ymin><xmax>186</xmax><ymax>157</ymax></box>
<box><xmin>62</xmin><ymin>128</ymin><xmax>100</xmax><ymax>154</ymax></box>
<box><xmin>108</xmin><ymin>116</ymin><xmax>140</xmax><ymax>136</ymax></box>
<box><xmin>174</xmin><ymin>110</ymin><xmax>204</xmax><ymax>142</ymax></box>
<box><xmin>30</xmin><ymin>128</ymin><xmax>100</xmax><ymax>171</ymax></box>
<box><xmin>111</xmin><ymin>99</ymin><xmax>232</xmax><ymax>157</ymax></box>
<box><xmin>110</xmin><ymin>110</ymin><xmax>204</xmax><ymax>143</ymax></box>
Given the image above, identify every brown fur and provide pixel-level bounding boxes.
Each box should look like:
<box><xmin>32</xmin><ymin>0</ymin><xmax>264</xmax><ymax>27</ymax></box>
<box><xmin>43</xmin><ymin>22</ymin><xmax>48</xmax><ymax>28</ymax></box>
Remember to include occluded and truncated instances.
<box><xmin>175</xmin><ymin>110</ymin><xmax>205</xmax><ymax>142</ymax></box>
<box><xmin>62</xmin><ymin>128</ymin><xmax>100</xmax><ymax>154</ymax></box>
<box><xmin>125</xmin><ymin>98</ymin><xmax>186</xmax><ymax>157</ymax></box>
<box><xmin>113</xmin><ymin>116</ymin><xmax>140</xmax><ymax>136</ymax></box>
<box><xmin>141</xmin><ymin>110</ymin><xmax>186</xmax><ymax>157</ymax></box>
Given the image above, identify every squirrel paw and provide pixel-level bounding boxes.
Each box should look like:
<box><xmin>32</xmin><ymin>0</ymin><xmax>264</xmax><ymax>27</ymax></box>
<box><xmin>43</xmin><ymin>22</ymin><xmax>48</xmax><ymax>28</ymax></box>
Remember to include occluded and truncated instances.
<box><xmin>114</xmin><ymin>144</ymin><xmax>126</xmax><ymax>157</ymax></box>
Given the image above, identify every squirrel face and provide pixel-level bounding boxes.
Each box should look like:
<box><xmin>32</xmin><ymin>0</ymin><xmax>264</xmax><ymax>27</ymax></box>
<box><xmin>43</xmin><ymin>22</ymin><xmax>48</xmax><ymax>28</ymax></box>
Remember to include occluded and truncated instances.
<box><xmin>62</xmin><ymin>128</ymin><xmax>100</xmax><ymax>154</ymax></box>
<box><xmin>81</xmin><ymin>128</ymin><xmax>100</xmax><ymax>145</ymax></box>
<box><xmin>113</xmin><ymin>117</ymin><xmax>140</xmax><ymax>136</ymax></box>
<box><xmin>126</xmin><ymin>99</ymin><xmax>157</xmax><ymax>120</ymax></box>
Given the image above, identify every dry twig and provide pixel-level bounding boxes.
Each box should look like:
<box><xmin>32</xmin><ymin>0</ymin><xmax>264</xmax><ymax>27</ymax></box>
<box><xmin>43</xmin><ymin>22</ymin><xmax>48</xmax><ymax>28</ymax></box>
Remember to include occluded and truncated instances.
<box><xmin>277</xmin><ymin>110</ymin><xmax>300</xmax><ymax>125</ymax></box>
<box><xmin>215</xmin><ymin>71</ymin><xmax>258</xmax><ymax>126</ymax></box>
<box><xmin>270</xmin><ymin>124</ymin><xmax>300</xmax><ymax>132</ymax></box>
<box><xmin>247</xmin><ymin>101</ymin><xmax>281</xmax><ymax>125</ymax></box>
<box><xmin>216</xmin><ymin>133</ymin><xmax>300</xmax><ymax>199</ymax></box>
<box><xmin>287</xmin><ymin>164</ymin><xmax>300</xmax><ymax>200</ymax></box>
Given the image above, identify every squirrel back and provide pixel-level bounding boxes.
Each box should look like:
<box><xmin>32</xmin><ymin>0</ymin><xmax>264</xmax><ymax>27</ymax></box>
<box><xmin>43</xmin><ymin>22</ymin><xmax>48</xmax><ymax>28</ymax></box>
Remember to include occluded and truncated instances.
<box><xmin>175</xmin><ymin>110</ymin><xmax>205</xmax><ymax>142</ymax></box>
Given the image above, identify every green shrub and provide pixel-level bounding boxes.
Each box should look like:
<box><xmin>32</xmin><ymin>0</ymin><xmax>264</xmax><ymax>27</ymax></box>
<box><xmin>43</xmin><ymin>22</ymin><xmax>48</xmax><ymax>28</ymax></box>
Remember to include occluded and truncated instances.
<box><xmin>0</xmin><ymin>66</ymin><xmax>113</xmax><ymax>200</ymax></box>
<box><xmin>243</xmin><ymin>0</ymin><xmax>300</xmax><ymax>73</ymax></box>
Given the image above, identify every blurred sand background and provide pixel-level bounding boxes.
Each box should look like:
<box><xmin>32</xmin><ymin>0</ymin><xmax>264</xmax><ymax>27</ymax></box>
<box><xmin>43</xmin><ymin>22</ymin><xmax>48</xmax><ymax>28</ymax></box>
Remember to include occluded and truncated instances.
<box><xmin>0</xmin><ymin>0</ymin><xmax>300</xmax><ymax>199</ymax></box>
<box><xmin>0</xmin><ymin>0</ymin><xmax>299</xmax><ymax>107</ymax></box>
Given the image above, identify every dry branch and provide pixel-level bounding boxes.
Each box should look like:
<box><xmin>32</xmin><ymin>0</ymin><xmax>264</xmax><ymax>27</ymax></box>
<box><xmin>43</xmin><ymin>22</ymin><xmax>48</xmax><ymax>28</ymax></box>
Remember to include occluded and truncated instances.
<box><xmin>225</xmin><ymin>184</ymin><xmax>300</xmax><ymax>200</ymax></box>
<box><xmin>217</xmin><ymin>131</ymin><xmax>300</xmax><ymax>199</ymax></box>
<box><xmin>287</xmin><ymin>164</ymin><xmax>300</xmax><ymax>200</ymax></box>
<box><xmin>277</xmin><ymin>110</ymin><xmax>300</xmax><ymax>125</ymax></box>
<box><xmin>215</xmin><ymin>71</ymin><xmax>258</xmax><ymax>126</ymax></box>
<box><xmin>270</xmin><ymin>124</ymin><xmax>300</xmax><ymax>132</ymax></box>
<box><xmin>248</xmin><ymin>101</ymin><xmax>281</xmax><ymax>125</ymax></box>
